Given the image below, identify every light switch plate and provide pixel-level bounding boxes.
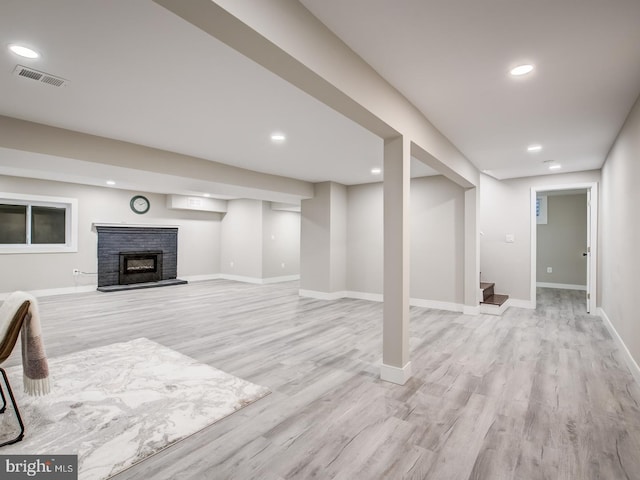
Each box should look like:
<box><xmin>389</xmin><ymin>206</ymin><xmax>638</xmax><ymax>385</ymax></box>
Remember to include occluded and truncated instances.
<box><xmin>505</xmin><ymin>234</ymin><xmax>515</xmax><ymax>243</ymax></box>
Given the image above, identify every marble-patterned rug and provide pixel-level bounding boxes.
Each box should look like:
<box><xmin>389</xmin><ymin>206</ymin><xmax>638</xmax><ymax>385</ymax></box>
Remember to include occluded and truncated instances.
<box><xmin>0</xmin><ymin>338</ymin><xmax>270</xmax><ymax>479</ymax></box>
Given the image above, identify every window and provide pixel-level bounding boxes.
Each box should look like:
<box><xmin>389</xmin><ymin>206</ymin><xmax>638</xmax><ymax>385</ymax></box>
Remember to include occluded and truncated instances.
<box><xmin>0</xmin><ymin>193</ymin><xmax>78</xmax><ymax>253</ymax></box>
<box><xmin>536</xmin><ymin>196</ymin><xmax>548</xmax><ymax>225</ymax></box>
<box><xmin>0</xmin><ymin>204</ymin><xmax>27</xmax><ymax>244</ymax></box>
<box><xmin>31</xmin><ymin>206</ymin><xmax>67</xmax><ymax>244</ymax></box>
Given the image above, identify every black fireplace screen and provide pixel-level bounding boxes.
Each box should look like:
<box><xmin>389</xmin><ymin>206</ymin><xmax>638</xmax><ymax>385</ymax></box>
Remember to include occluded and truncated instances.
<box><xmin>119</xmin><ymin>251</ymin><xmax>163</xmax><ymax>285</ymax></box>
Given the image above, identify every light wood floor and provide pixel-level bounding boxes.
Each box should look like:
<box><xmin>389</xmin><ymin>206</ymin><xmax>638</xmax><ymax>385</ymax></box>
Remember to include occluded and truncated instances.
<box><xmin>5</xmin><ymin>281</ymin><xmax>640</xmax><ymax>479</ymax></box>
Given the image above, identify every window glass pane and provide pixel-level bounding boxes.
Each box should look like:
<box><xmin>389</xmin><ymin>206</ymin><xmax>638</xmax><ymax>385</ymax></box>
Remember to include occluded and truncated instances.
<box><xmin>31</xmin><ymin>206</ymin><xmax>66</xmax><ymax>244</ymax></box>
<box><xmin>0</xmin><ymin>204</ymin><xmax>27</xmax><ymax>244</ymax></box>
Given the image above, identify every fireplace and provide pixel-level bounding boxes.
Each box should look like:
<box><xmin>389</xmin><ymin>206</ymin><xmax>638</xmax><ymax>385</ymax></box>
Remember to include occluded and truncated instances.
<box><xmin>119</xmin><ymin>251</ymin><xmax>163</xmax><ymax>285</ymax></box>
<box><xmin>95</xmin><ymin>225</ymin><xmax>187</xmax><ymax>292</ymax></box>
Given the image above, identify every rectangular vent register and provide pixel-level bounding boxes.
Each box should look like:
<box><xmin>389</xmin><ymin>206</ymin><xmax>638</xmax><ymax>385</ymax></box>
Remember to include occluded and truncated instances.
<box><xmin>13</xmin><ymin>64</ymin><xmax>68</xmax><ymax>87</ymax></box>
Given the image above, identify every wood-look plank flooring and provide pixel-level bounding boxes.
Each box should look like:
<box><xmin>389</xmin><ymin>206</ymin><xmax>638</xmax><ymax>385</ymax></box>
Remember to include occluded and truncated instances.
<box><xmin>4</xmin><ymin>282</ymin><xmax>640</xmax><ymax>479</ymax></box>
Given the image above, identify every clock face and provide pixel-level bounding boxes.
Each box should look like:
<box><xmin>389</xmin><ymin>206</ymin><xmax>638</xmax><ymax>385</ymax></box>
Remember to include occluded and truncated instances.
<box><xmin>130</xmin><ymin>195</ymin><xmax>150</xmax><ymax>214</ymax></box>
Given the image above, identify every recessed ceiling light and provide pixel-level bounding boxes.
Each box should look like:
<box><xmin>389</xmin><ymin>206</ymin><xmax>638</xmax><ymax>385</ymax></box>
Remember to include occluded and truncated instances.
<box><xmin>203</xmin><ymin>193</ymin><xmax>211</xmax><ymax>197</ymax></box>
<box><xmin>8</xmin><ymin>44</ymin><xmax>39</xmax><ymax>59</ymax></box>
<box><xmin>510</xmin><ymin>64</ymin><xmax>534</xmax><ymax>76</ymax></box>
<box><xmin>271</xmin><ymin>133</ymin><xmax>286</xmax><ymax>141</ymax></box>
<box><xmin>549</xmin><ymin>164</ymin><xmax>562</xmax><ymax>170</ymax></box>
<box><xmin>371</xmin><ymin>167</ymin><xmax>382</xmax><ymax>175</ymax></box>
<box><xmin>527</xmin><ymin>144</ymin><xmax>542</xmax><ymax>152</ymax></box>
<box><xmin>106</xmin><ymin>180</ymin><xmax>116</xmax><ymax>186</ymax></box>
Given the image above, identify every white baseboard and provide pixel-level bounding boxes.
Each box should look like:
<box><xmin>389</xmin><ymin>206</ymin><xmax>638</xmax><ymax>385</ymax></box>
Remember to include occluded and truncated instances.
<box><xmin>297</xmin><ymin>290</ymin><xmax>383</xmax><ymax>302</ymax></box>
<box><xmin>219</xmin><ymin>274</ymin><xmax>264</xmax><ymax>284</ymax></box>
<box><xmin>0</xmin><ymin>273</ymin><xmax>299</xmax><ymax>300</ymax></box>
<box><xmin>220</xmin><ymin>274</ymin><xmax>300</xmax><ymax>285</ymax></box>
<box><xmin>537</xmin><ymin>282</ymin><xmax>587</xmax><ymax>291</ymax></box>
<box><xmin>0</xmin><ymin>284</ymin><xmax>98</xmax><ymax>300</ymax></box>
<box><xmin>410</xmin><ymin>298</ymin><xmax>464</xmax><ymax>313</ymax></box>
<box><xmin>298</xmin><ymin>289</ymin><xmax>346</xmax><ymax>300</ymax></box>
<box><xmin>508</xmin><ymin>298</ymin><xmax>536</xmax><ymax>309</ymax></box>
<box><xmin>598</xmin><ymin>307</ymin><xmax>640</xmax><ymax>386</ymax></box>
<box><xmin>298</xmin><ymin>290</ymin><xmax>382</xmax><ymax>302</ymax></box>
<box><xmin>181</xmin><ymin>273</ymin><xmax>221</xmax><ymax>282</ymax></box>
<box><xmin>261</xmin><ymin>274</ymin><xmax>300</xmax><ymax>284</ymax></box>
<box><xmin>380</xmin><ymin>361</ymin><xmax>412</xmax><ymax>385</ymax></box>
<box><xmin>297</xmin><ymin>289</ymin><xmax>464</xmax><ymax>313</ymax></box>
<box><xmin>345</xmin><ymin>291</ymin><xmax>383</xmax><ymax>302</ymax></box>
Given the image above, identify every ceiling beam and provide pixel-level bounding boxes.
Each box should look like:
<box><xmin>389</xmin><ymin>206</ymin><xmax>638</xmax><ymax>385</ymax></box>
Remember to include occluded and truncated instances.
<box><xmin>0</xmin><ymin>115</ymin><xmax>314</xmax><ymax>203</ymax></box>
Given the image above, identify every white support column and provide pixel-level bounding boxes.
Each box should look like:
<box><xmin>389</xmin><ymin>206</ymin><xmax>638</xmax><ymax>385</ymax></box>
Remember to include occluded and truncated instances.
<box><xmin>463</xmin><ymin>187</ymin><xmax>480</xmax><ymax>315</ymax></box>
<box><xmin>381</xmin><ymin>135</ymin><xmax>412</xmax><ymax>384</ymax></box>
<box><xmin>299</xmin><ymin>182</ymin><xmax>347</xmax><ymax>299</ymax></box>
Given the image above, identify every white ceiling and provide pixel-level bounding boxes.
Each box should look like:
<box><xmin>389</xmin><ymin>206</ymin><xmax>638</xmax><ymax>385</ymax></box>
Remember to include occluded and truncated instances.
<box><xmin>301</xmin><ymin>0</ymin><xmax>640</xmax><ymax>179</ymax></box>
<box><xmin>1</xmin><ymin>0</ymin><xmax>639</xmax><ymax>197</ymax></box>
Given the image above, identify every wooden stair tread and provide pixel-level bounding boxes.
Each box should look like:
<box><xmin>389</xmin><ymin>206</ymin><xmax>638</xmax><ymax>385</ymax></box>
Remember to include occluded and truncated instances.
<box><xmin>481</xmin><ymin>294</ymin><xmax>509</xmax><ymax>306</ymax></box>
<box><xmin>480</xmin><ymin>282</ymin><xmax>494</xmax><ymax>290</ymax></box>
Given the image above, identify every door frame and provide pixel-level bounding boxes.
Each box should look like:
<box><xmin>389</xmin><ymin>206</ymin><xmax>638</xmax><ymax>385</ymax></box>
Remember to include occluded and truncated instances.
<box><xmin>530</xmin><ymin>182</ymin><xmax>598</xmax><ymax>312</ymax></box>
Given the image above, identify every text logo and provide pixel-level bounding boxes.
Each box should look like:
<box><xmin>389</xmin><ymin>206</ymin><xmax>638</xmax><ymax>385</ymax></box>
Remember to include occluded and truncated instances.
<box><xmin>0</xmin><ymin>455</ymin><xmax>77</xmax><ymax>479</ymax></box>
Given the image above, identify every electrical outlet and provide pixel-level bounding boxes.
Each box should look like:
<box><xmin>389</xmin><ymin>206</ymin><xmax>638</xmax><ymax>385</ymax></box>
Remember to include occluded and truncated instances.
<box><xmin>72</xmin><ymin>268</ymin><xmax>80</xmax><ymax>276</ymax></box>
<box><xmin>547</xmin><ymin>267</ymin><xmax>552</xmax><ymax>273</ymax></box>
<box><xmin>229</xmin><ymin>261</ymin><xmax>234</xmax><ymax>268</ymax></box>
<box><xmin>281</xmin><ymin>262</ymin><xmax>285</xmax><ymax>269</ymax></box>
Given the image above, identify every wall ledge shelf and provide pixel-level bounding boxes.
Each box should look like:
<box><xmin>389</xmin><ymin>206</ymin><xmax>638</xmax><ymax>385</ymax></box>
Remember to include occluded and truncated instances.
<box><xmin>92</xmin><ymin>223</ymin><xmax>180</xmax><ymax>231</ymax></box>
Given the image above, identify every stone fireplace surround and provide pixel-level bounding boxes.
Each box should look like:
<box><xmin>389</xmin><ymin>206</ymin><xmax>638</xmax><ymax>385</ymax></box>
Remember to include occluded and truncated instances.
<box><xmin>95</xmin><ymin>224</ymin><xmax>186</xmax><ymax>291</ymax></box>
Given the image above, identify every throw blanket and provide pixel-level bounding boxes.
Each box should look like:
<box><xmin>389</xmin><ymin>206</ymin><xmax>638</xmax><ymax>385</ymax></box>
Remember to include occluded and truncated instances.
<box><xmin>0</xmin><ymin>291</ymin><xmax>50</xmax><ymax>396</ymax></box>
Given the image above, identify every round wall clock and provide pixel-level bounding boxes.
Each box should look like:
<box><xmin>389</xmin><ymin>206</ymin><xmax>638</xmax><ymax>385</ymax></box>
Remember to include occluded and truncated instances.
<box><xmin>130</xmin><ymin>195</ymin><xmax>150</xmax><ymax>214</ymax></box>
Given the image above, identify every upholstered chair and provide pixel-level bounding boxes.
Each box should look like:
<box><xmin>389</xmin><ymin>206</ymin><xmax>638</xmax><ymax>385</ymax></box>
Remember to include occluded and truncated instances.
<box><xmin>0</xmin><ymin>299</ymin><xmax>30</xmax><ymax>447</ymax></box>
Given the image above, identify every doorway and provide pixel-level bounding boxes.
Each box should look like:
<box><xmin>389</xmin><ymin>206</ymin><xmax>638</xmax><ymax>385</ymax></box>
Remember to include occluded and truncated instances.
<box><xmin>530</xmin><ymin>182</ymin><xmax>598</xmax><ymax>313</ymax></box>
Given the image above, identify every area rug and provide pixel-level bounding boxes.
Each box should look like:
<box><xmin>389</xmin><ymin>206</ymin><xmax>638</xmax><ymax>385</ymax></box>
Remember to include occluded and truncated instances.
<box><xmin>0</xmin><ymin>338</ymin><xmax>270</xmax><ymax>479</ymax></box>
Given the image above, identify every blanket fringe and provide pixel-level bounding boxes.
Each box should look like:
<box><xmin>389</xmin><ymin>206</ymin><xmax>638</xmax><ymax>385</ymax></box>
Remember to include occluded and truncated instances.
<box><xmin>23</xmin><ymin>375</ymin><xmax>51</xmax><ymax>396</ymax></box>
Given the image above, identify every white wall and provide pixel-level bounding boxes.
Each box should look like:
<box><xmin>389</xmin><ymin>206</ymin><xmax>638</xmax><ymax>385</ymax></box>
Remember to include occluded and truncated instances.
<box><xmin>262</xmin><ymin>202</ymin><xmax>301</xmax><ymax>278</ymax></box>
<box><xmin>0</xmin><ymin>178</ymin><xmax>302</xmax><ymax>294</ymax></box>
<box><xmin>480</xmin><ymin>170</ymin><xmax>601</xmax><ymax>303</ymax></box>
<box><xmin>536</xmin><ymin>194</ymin><xmax>587</xmax><ymax>286</ymax></box>
<box><xmin>346</xmin><ymin>176</ymin><xmax>464</xmax><ymax>304</ymax></box>
<box><xmin>300</xmin><ymin>182</ymin><xmax>346</xmax><ymax>293</ymax></box>
<box><xmin>220</xmin><ymin>199</ymin><xmax>263</xmax><ymax>279</ymax></box>
<box><xmin>330</xmin><ymin>183</ymin><xmax>347</xmax><ymax>292</ymax></box>
<box><xmin>300</xmin><ymin>183</ymin><xmax>329</xmax><ymax>292</ymax></box>
<box><xmin>346</xmin><ymin>182</ymin><xmax>383</xmax><ymax>294</ymax></box>
<box><xmin>601</xmin><ymin>94</ymin><xmax>640</xmax><ymax>369</ymax></box>
<box><xmin>411</xmin><ymin>176</ymin><xmax>464</xmax><ymax>303</ymax></box>
<box><xmin>220</xmin><ymin>199</ymin><xmax>301</xmax><ymax>281</ymax></box>
<box><xmin>0</xmin><ymin>175</ymin><xmax>222</xmax><ymax>294</ymax></box>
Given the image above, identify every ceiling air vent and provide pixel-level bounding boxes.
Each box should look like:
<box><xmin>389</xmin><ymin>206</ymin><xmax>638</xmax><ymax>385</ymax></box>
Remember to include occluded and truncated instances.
<box><xmin>13</xmin><ymin>65</ymin><xmax>68</xmax><ymax>87</ymax></box>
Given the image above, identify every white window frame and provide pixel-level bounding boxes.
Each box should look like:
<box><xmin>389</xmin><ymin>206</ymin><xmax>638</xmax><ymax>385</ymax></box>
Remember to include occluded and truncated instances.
<box><xmin>0</xmin><ymin>192</ymin><xmax>78</xmax><ymax>254</ymax></box>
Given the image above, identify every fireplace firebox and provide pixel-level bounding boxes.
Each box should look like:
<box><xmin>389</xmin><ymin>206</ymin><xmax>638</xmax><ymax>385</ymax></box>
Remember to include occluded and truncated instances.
<box><xmin>119</xmin><ymin>251</ymin><xmax>163</xmax><ymax>285</ymax></box>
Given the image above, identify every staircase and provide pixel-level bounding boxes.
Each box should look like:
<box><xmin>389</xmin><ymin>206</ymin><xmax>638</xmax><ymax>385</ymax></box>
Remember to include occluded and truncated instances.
<box><xmin>480</xmin><ymin>282</ymin><xmax>509</xmax><ymax>315</ymax></box>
